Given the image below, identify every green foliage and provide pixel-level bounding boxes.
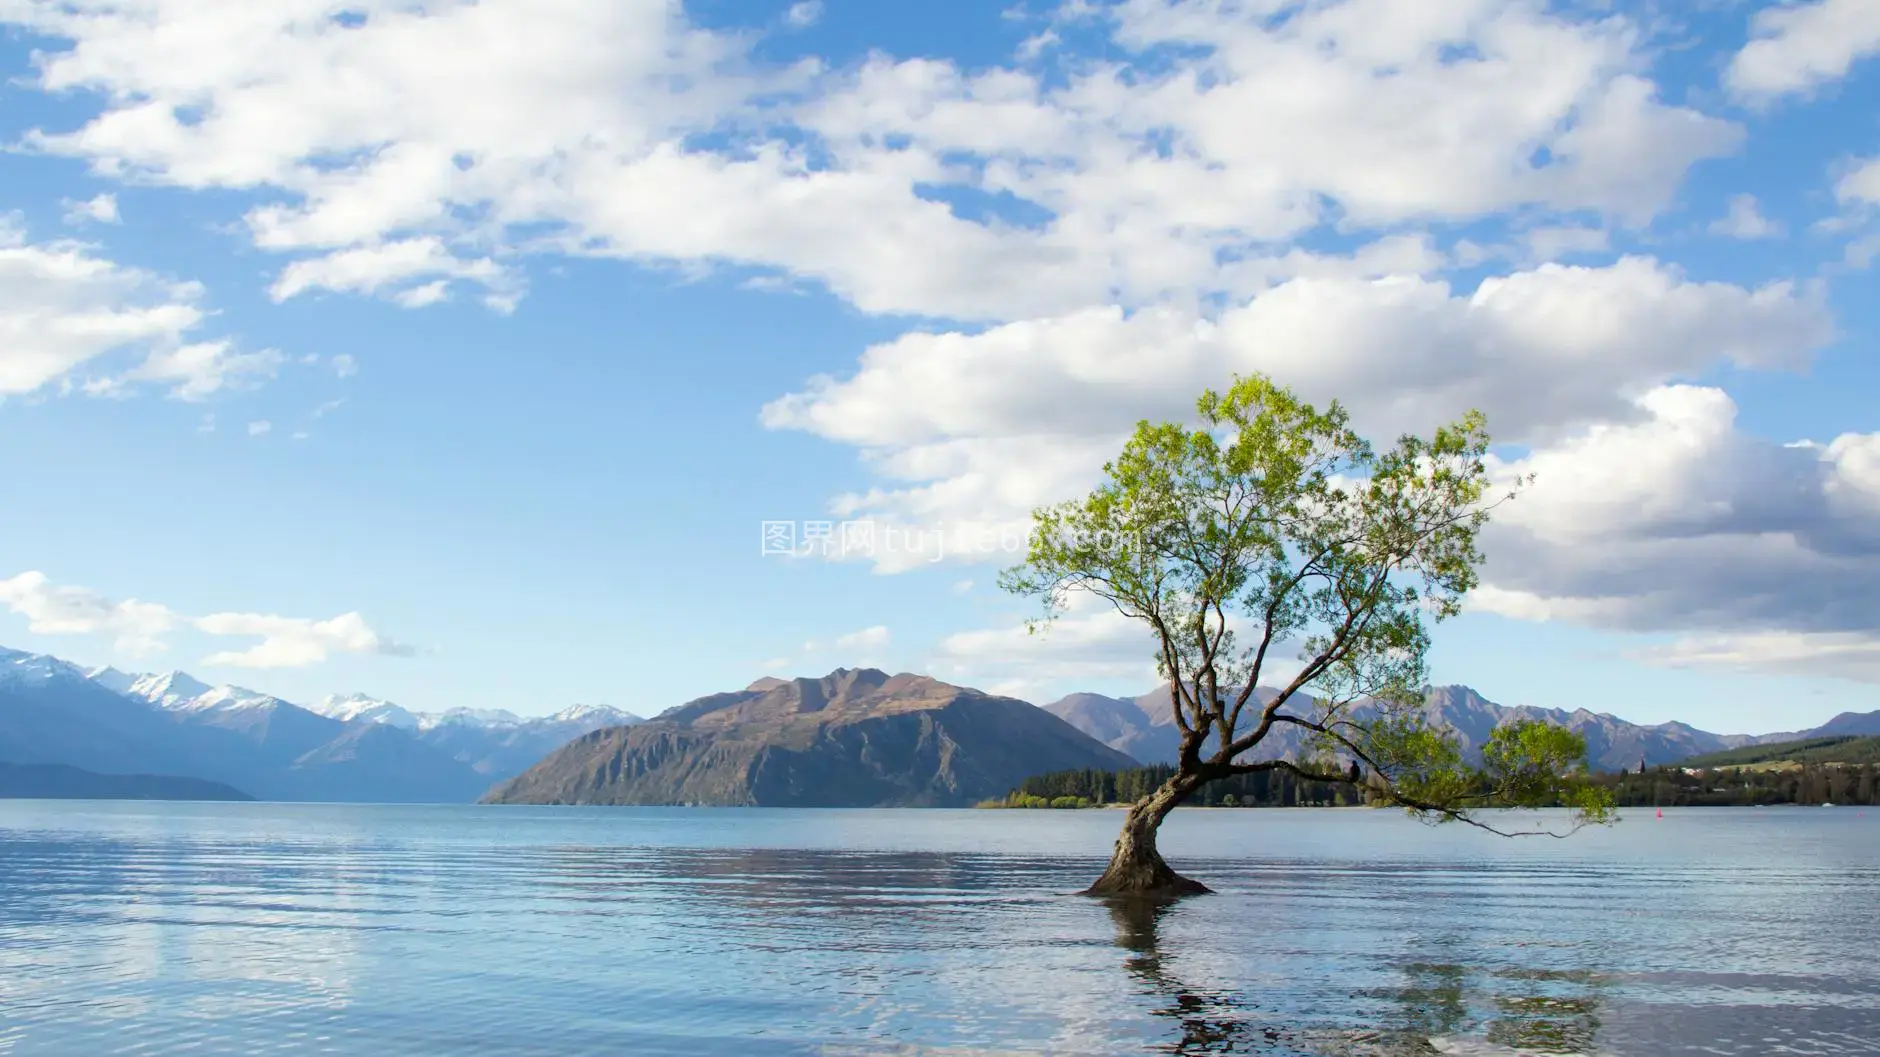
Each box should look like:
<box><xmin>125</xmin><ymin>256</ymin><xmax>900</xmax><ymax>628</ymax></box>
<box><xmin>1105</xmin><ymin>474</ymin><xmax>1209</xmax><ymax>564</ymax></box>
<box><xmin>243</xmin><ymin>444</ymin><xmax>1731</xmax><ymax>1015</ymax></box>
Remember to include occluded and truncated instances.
<box><xmin>995</xmin><ymin>757</ymin><xmax>1880</xmax><ymax>811</ymax></box>
<box><xmin>996</xmin><ymin>372</ymin><xmax>1611</xmax><ymax>836</ymax></box>
<box><xmin>977</xmin><ymin>791</ymin><xmax>1099</xmax><ymax>810</ymax></box>
<box><xmin>1003</xmin><ymin>763</ymin><xmax>1369</xmax><ymax>808</ymax></box>
<box><xmin>1482</xmin><ymin>721</ymin><xmax>1616</xmax><ymax>822</ymax></box>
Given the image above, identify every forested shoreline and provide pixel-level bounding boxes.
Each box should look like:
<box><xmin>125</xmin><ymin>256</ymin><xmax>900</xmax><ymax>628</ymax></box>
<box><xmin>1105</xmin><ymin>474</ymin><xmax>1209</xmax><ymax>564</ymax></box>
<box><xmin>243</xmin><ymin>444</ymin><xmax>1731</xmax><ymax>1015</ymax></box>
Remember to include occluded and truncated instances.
<box><xmin>986</xmin><ymin>761</ymin><xmax>1880</xmax><ymax>809</ymax></box>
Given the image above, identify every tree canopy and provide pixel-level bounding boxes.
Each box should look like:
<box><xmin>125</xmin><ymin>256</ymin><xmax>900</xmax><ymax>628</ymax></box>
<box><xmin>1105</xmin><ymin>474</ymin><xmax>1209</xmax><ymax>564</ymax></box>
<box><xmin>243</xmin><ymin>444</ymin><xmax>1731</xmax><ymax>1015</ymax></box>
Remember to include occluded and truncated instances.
<box><xmin>999</xmin><ymin>373</ymin><xmax>1611</xmax><ymax>892</ymax></box>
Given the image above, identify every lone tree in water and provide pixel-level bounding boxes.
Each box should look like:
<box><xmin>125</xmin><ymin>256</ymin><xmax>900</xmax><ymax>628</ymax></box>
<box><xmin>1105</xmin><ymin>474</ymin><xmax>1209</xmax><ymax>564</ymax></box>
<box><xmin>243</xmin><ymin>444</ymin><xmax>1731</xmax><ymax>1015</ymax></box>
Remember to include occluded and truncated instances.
<box><xmin>999</xmin><ymin>374</ymin><xmax>1613</xmax><ymax>897</ymax></box>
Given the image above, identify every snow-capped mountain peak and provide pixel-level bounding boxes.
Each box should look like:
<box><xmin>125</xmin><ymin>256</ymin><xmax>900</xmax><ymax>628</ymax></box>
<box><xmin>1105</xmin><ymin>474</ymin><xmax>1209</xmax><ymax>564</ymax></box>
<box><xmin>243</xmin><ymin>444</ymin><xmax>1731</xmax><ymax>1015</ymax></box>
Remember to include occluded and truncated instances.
<box><xmin>8</xmin><ymin>644</ymin><xmax>638</xmax><ymax>734</ymax></box>
<box><xmin>419</xmin><ymin>707</ymin><xmax>524</xmax><ymax>731</ymax></box>
<box><xmin>548</xmin><ymin>703</ymin><xmax>641</xmax><ymax>727</ymax></box>
<box><xmin>124</xmin><ymin>670</ymin><xmax>215</xmax><ymax>708</ymax></box>
<box><xmin>83</xmin><ymin>665</ymin><xmax>138</xmax><ymax>694</ymax></box>
<box><xmin>178</xmin><ymin>685</ymin><xmax>282</xmax><ymax>713</ymax></box>
<box><xmin>308</xmin><ymin>693</ymin><xmax>421</xmax><ymax>730</ymax></box>
<box><xmin>0</xmin><ymin>647</ymin><xmax>87</xmax><ymax>687</ymax></box>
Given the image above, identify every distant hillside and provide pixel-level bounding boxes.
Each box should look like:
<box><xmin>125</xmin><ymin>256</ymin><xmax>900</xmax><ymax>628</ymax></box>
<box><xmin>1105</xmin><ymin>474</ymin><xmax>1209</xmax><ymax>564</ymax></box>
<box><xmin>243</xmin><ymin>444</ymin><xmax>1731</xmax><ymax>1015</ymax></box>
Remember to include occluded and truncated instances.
<box><xmin>1037</xmin><ymin>677</ymin><xmax>1880</xmax><ymax>771</ymax></box>
<box><xmin>0</xmin><ymin>762</ymin><xmax>252</xmax><ymax>801</ymax></box>
<box><xmin>485</xmin><ymin>669</ymin><xmax>1139</xmax><ymax>807</ymax></box>
<box><xmin>1041</xmin><ymin>682</ymin><xmax>1842</xmax><ymax>772</ymax></box>
<box><xmin>1680</xmin><ymin>736</ymin><xmax>1880</xmax><ymax>768</ymax></box>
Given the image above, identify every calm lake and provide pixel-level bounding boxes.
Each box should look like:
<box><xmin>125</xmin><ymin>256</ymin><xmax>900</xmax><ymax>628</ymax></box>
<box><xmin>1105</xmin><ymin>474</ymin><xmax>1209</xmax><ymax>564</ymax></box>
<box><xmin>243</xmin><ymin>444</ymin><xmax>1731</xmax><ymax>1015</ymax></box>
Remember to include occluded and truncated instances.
<box><xmin>0</xmin><ymin>803</ymin><xmax>1874</xmax><ymax>1056</ymax></box>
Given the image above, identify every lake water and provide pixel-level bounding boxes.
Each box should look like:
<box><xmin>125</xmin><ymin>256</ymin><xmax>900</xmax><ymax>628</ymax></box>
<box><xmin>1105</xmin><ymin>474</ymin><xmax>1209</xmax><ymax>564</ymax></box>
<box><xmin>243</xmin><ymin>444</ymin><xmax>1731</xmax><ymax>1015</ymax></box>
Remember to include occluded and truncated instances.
<box><xmin>0</xmin><ymin>804</ymin><xmax>1875</xmax><ymax>1057</ymax></box>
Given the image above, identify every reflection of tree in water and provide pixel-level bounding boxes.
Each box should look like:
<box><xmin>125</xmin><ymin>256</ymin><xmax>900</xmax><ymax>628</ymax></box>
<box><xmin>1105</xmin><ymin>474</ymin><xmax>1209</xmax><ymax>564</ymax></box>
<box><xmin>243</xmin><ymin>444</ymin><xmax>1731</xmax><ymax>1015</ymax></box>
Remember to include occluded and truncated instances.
<box><xmin>1107</xmin><ymin>896</ymin><xmax>1287</xmax><ymax>1054</ymax></box>
<box><xmin>1392</xmin><ymin>961</ymin><xmax>1606</xmax><ymax>1055</ymax></box>
<box><xmin>1107</xmin><ymin>900</ymin><xmax>1607</xmax><ymax>1057</ymax></box>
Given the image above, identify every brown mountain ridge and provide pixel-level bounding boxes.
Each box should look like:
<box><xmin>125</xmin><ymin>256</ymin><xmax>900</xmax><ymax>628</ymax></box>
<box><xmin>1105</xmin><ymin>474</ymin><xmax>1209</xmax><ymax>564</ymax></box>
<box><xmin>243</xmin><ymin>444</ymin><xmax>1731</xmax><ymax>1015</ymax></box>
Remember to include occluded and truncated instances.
<box><xmin>481</xmin><ymin>668</ymin><xmax>1139</xmax><ymax>807</ymax></box>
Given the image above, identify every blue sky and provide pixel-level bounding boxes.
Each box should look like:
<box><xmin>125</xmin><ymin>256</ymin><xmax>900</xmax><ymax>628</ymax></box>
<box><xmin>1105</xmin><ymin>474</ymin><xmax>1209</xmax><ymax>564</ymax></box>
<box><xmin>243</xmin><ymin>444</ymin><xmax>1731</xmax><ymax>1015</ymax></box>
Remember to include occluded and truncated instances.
<box><xmin>1</xmin><ymin>0</ymin><xmax>1877</xmax><ymax>733</ymax></box>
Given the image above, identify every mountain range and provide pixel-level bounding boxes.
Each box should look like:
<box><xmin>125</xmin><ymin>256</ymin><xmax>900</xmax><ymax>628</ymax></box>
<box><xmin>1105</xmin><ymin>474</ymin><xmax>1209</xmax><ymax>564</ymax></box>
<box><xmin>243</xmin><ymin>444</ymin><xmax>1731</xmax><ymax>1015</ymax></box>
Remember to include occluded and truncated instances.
<box><xmin>1043</xmin><ymin>684</ymin><xmax>1880</xmax><ymax>772</ymax></box>
<box><xmin>9</xmin><ymin>640</ymin><xmax>1880</xmax><ymax>805</ymax></box>
<box><xmin>485</xmin><ymin>668</ymin><xmax>1138</xmax><ymax>807</ymax></box>
<box><xmin>1</xmin><ymin>646</ymin><xmax>641</xmax><ymax>802</ymax></box>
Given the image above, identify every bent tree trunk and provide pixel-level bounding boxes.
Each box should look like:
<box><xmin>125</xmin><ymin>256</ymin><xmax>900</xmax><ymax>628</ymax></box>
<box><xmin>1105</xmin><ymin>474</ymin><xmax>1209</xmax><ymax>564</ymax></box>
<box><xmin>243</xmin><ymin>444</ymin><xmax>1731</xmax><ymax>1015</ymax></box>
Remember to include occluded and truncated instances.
<box><xmin>1084</xmin><ymin>772</ymin><xmax>1210</xmax><ymax>897</ymax></box>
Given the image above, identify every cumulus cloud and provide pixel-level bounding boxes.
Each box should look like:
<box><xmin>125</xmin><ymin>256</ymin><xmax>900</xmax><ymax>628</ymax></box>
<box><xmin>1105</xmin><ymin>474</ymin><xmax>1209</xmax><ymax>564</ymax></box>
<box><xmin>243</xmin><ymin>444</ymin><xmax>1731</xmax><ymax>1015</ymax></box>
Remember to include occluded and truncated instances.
<box><xmin>61</xmin><ymin>193</ymin><xmax>119</xmax><ymax>225</ymax></box>
<box><xmin>764</xmin><ymin>259</ymin><xmax>1835</xmax><ymax>572</ymax></box>
<box><xmin>196</xmin><ymin>611</ymin><xmax>416</xmax><ymax>669</ymax></box>
<box><xmin>0</xmin><ymin>220</ymin><xmax>272</xmax><ymax>400</ymax></box>
<box><xmin>0</xmin><ymin>571</ymin><xmax>178</xmax><ymax>656</ymax></box>
<box><xmin>834</xmin><ymin>625</ymin><xmax>891</xmax><ymax>651</ymax></box>
<box><xmin>784</xmin><ymin>1</ymin><xmax>822</xmax><ymax>29</ymax></box>
<box><xmin>1828</xmin><ymin>156</ymin><xmax>1880</xmax><ymax>267</ymax></box>
<box><xmin>0</xmin><ymin>570</ymin><xmax>410</xmax><ymax>669</ymax></box>
<box><xmin>6</xmin><ymin>0</ymin><xmax>794</xmax><ymax>313</ymax></box>
<box><xmin>5</xmin><ymin>0</ymin><xmax>1741</xmax><ymax>319</ymax></box>
<box><xmin>1709</xmin><ymin>193</ymin><xmax>1784</xmax><ymax>239</ymax></box>
<box><xmin>1471</xmin><ymin>386</ymin><xmax>1880</xmax><ymax>681</ymax></box>
<box><xmin>4</xmin><ymin>0</ymin><xmax>1865</xmax><ymax>690</ymax></box>
<box><xmin>933</xmin><ymin>593</ymin><xmax>1161</xmax><ymax>701</ymax></box>
<box><xmin>1841</xmin><ymin>157</ymin><xmax>1880</xmax><ymax>206</ymax></box>
<box><xmin>1727</xmin><ymin>0</ymin><xmax>1880</xmax><ymax>102</ymax></box>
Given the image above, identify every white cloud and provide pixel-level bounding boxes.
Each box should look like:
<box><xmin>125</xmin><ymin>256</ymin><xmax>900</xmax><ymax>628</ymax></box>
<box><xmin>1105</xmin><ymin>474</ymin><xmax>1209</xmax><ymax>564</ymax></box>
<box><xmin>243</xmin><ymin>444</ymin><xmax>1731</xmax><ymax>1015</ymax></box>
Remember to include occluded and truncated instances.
<box><xmin>196</xmin><ymin>611</ymin><xmax>414</xmax><ymax>669</ymax></box>
<box><xmin>331</xmin><ymin>353</ymin><xmax>359</xmax><ymax>378</ymax></box>
<box><xmin>1633</xmin><ymin>631</ymin><xmax>1880</xmax><ymax>685</ymax></box>
<box><xmin>101</xmin><ymin>340</ymin><xmax>283</xmax><ymax>401</ymax></box>
<box><xmin>784</xmin><ymin>1</ymin><xmax>823</xmax><ymax>29</ymax></box>
<box><xmin>0</xmin><ymin>220</ymin><xmax>263</xmax><ymax>400</ymax></box>
<box><xmin>935</xmin><ymin>594</ymin><xmax>1158</xmax><ymax>700</ymax></box>
<box><xmin>3</xmin><ymin>0</ymin><xmax>1862</xmax><ymax>692</ymax></box>
<box><xmin>0</xmin><ymin>571</ymin><xmax>178</xmax><ymax>656</ymax></box>
<box><xmin>310</xmin><ymin>398</ymin><xmax>345</xmax><ymax>419</ymax></box>
<box><xmin>1710</xmin><ymin>193</ymin><xmax>1784</xmax><ymax>239</ymax></box>
<box><xmin>269</xmin><ymin>237</ymin><xmax>517</xmax><ymax>311</ymax></box>
<box><xmin>1727</xmin><ymin>0</ymin><xmax>1880</xmax><ymax>102</ymax></box>
<box><xmin>0</xmin><ymin>569</ymin><xmax>411</xmax><ymax>670</ymax></box>
<box><xmin>834</xmin><ymin>625</ymin><xmax>891</xmax><ymax>651</ymax></box>
<box><xmin>1828</xmin><ymin>157</ymin><xmax>1880</xmax><ymax>267</ymax></box>
<box><xmin>1521</xmin><ymin>225</ymin><xmax>1609</xmax><ymax>263</ymax></box>
<box><xmin>1469</xmin><ymin>386</ymin><xmax>1880</xmax><ymax>681</ymax></box>
<box><xmin>765</xmin><ymin>259</ymin><xmax>1834</xmax><ymax>571</ymax></box>
<box><xmin>61</xmin><ymin>193</ymin><xmax>119</xmax><ymax>225</ymax></box>
<box><xmin>7</xmin><ymin>0</ymin><xmax>792</xmax><ymax>313</ymax></box>
<box><xmin>1837</xmin><ymin>157</ymin><xmax>1880</xmax><ymax>206</ymax></box>
<box><xmin>248</xmin><ymin>420</ymin><xmax>271</xmax><ymax>436</ymax></box>
<box><xmin>4</xmin><ymin>0</ymin><xmax>1740</xmax><ymax>320</ymax></box>
<box><xmin>197</xmin><ymin>412</ymin><xmax>215</xmax><ymax>433</ymax></box>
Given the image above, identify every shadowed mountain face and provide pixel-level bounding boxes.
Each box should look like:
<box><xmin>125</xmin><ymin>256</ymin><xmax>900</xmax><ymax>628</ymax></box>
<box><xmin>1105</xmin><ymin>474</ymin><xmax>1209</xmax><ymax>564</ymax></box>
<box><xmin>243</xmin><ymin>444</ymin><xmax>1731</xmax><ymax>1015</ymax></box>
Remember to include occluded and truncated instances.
<box><xmin>1042</xmin><ymin>683</ymin><xmax>1860</xmax><ymax>771</ymax></box>
<box><xmin>484</xmin><ymin>669</ymin><xmax>1141</xmax><ymax>807</ymax></box>
<box><xmin>0</xmin><ymin>762</ymin><xmax>252</xmax><ymax>801</ymax></box>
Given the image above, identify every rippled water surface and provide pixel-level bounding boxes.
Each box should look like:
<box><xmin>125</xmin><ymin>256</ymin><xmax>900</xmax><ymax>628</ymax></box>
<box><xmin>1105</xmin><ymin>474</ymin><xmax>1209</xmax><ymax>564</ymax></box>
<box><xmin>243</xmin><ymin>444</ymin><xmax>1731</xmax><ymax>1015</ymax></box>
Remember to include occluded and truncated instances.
<box><xmin>1</xmin><ymin>803</ymin><xmax>1876</xmax><ymax>1056</ymax></box>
